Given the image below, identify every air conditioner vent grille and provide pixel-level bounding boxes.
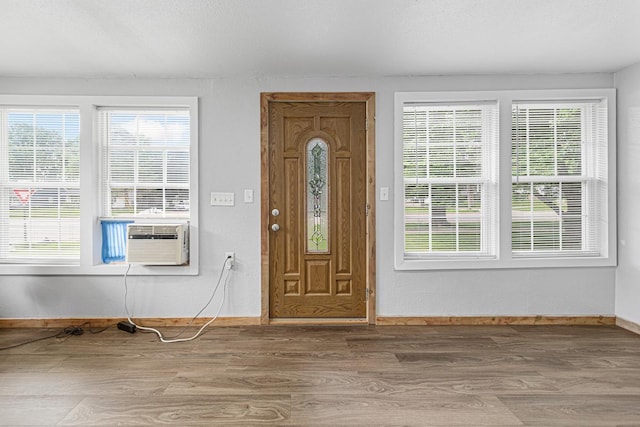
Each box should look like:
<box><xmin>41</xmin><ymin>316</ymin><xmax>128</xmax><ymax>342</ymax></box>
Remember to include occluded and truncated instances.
<box><xmin>126</xmin><ymin>223</ymin><xmax>189</xmax><ymax>265</ymax></box>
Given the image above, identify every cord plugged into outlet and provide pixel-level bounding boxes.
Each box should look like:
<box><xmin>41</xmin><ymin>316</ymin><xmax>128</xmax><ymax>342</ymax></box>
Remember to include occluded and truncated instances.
<box><xmin>225</xmin><ymin>252</ymin><xmax>235</xmax><ymax>269</ymax></box>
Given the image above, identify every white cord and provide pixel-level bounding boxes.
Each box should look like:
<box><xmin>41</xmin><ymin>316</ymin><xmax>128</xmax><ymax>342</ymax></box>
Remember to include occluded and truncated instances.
<box><xmin>123</xmin><ymin>256</ymin><xmax>232</xmax><ymax>343</ymax></box>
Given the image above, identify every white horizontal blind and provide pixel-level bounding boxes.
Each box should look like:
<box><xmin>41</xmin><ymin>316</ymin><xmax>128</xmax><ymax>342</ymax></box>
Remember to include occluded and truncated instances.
<box><xmin>0</xmin><ymin>108</ymin><xmax>80</xmax><ymax>263</ymax></box>
<box><xmin>402</xmin><ymin>103</ymin><xmax>499</xmax><ymax>258</ymax></box>
<box><xmin>99</xmin><ymin>109</ymin><xmax>190</xmax><ymax>218</ymax></box>
<box><xmin>511</xmin><ymin>100</ymin><xmax>607</xmax><ymax>257</ymax></box>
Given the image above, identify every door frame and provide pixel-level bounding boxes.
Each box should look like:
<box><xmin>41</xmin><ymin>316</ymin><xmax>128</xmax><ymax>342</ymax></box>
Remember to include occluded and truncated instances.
<box><xmin>260</xmin><ymin>92</ymin><xmax>376</xmax><ymax>325</ymax></box>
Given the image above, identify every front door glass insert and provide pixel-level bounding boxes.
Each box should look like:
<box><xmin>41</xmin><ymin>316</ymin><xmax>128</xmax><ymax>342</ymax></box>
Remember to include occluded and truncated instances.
<box><xmin>306</xmin><ymin>138</ymin><xmax>329</xmax><ymax>252</ymax></box>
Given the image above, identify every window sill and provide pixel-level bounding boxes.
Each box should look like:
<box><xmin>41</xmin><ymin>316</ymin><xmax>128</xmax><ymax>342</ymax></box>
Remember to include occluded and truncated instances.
<box><xmin>0</xmin><ymin>262</ymin><xmax>198</xmax><ymax>276</ymax></box>
<box><xmin>395</xmin><ymin>256</ymin><xmax>616</xmax><ymax>271</ymax></box>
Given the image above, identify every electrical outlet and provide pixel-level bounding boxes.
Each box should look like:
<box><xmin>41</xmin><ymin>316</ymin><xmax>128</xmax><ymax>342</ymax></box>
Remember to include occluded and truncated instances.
<box><xmin>225</xmin><ymin>252</ymin><xmax>235</xmax><ymax>269</ymax></box>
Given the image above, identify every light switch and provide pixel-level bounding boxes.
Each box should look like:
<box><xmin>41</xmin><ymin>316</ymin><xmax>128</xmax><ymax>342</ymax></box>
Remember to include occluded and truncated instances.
<box><xmin>380</xmin><ymin>187</ymin><xmax>389</xmax><ymax>201</ymax></box>
<box><xmin>211</xmin><ymin>192</ymin><xmax>235</xmax><ymax>206</ymax></box>
<box><xmin>244</xmin><ymin>189</ymin><xmax>254</xmax><ymax>203</ymax></box>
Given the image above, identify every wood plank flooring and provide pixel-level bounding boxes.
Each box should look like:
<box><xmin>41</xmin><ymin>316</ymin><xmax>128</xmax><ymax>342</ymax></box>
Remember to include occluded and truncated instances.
<box><xmin>1</xmin><ymin>324</ymin><xmax>640</xmax><ymax>426</ymax></box>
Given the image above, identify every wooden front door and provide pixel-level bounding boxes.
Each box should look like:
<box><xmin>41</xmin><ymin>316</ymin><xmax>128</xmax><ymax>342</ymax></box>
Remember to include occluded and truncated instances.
<box><xmin>261</xmin><ymin>93</ymin><xmax>375</xmax><ymax>321</ymax></box>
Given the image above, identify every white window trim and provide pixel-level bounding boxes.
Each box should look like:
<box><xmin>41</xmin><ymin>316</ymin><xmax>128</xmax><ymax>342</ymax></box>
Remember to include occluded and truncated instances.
<box><xmin>401</xmin><ymin>101</ymin><xmax>499</xmax><ymax>260</ymax></box>
<box><xmin>0</xmin><ymin>95</ymin><xmax>199</xmax><ymax>276</ymax></box>
<box><xmin>394</xmin><ymin>89</ymin><xmax>616</xmax><ymax>270</ymax></box>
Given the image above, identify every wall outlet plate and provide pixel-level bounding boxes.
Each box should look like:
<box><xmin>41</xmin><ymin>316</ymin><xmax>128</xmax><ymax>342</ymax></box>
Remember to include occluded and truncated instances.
<box><xmin>225</xmin><ymin>252</ymin><xmax>235</xmax><ymax>269</ymax></box>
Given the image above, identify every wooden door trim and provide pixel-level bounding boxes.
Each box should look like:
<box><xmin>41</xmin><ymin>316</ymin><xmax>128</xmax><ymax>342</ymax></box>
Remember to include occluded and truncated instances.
<box><xmin>260</xmin><ymin>92</ymin><xmax>376</xmax><ymax>325</ymax></box>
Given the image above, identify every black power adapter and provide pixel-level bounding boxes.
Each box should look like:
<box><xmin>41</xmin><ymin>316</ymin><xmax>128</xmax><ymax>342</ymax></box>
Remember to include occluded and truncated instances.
<box><xmin>117</xmin><ymin>321</ymin><xmax>137</xmax><ymax>333</ymax></box>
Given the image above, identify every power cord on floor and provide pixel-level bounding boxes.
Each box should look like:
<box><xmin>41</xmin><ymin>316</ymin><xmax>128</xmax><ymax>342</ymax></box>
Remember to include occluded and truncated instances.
<box><xmin>123</xmin><ymin>255</ymin><xmax>232</xmax><ymax>343</ymax></box>
<box><xmin>63</xmin><ymin>326</ymin><xmax>85</xmax><ymax>336</ymax></box>
<box><xmin>0</xmin><ymin>321</ymin><xmax>110</xmax><ymax>351</ymax></box>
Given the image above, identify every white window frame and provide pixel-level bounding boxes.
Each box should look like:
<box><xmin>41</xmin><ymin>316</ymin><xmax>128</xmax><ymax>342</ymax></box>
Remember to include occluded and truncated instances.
<box><xmin>395</xmin><ymin>89</ymin><xmax>616</xmax><ymax>270</ymax></box>
<box><xmin>0</xmin><ymin>95</ymin><xmax>199</xmax><ymax>276</ymax></box>
<box><xmin>400</xmin><ymin>99</ymin><xmax>499</xmax><ymax>264</ymax></box>
<box><xmin>98</xmin><ymin>108</ymin><xmax>192</xmax><ymax>219</ymax></box>
<box><xmin>0</xmin><ymin>107</ymin><xmax>81</xmax><ymax>264</ymax></box>
<box><xmin>511</xmin><ymin>101</ymin><xmax>604</xmax><ymax>258</ymax></box>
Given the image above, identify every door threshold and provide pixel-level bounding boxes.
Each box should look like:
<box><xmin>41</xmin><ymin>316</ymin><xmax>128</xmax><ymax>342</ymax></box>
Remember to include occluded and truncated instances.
<box><xmin>268</xmin><ymin>318</ymin><xmax>369</xmax><ymax>326</ymax></box>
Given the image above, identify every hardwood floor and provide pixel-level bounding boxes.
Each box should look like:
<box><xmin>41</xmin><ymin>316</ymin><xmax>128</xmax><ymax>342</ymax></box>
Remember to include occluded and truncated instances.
<box><xmin>1</xmin><ymin>324</ymin><xmax>640</xmax><ymax>426</ymax></box>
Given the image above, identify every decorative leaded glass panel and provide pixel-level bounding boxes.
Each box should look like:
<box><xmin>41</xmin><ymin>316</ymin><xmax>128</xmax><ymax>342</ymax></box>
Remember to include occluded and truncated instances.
<box><xmin>306</xmin><ymin>138</ymin><xmax>328</xmax><ymax>252</ymax></box>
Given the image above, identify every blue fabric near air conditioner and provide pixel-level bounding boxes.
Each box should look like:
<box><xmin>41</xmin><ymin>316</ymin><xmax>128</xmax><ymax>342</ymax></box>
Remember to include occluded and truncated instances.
<box><xmin>101</xmin><ymin>220</ymin><xmax>134</xmax><ymax>263</ymax></box>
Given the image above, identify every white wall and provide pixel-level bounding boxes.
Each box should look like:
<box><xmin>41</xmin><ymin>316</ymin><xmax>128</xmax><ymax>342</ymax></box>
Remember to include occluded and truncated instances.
<box><xmin>0</xmin><ymin>73</ymin><xmax>616</xmax><ymax>320</ymax></box>
<box><xmin>615</xmin><ymin>62</ymin><xmax>640</xmax><ymax>325</ymax></box>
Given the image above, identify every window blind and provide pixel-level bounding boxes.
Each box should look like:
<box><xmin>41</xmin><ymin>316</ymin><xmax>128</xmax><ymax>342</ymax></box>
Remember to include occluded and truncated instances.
<box><xmin>402</xmin><ymin>102</ymin><xmax>499</xmax><ymax>258</ymax></box>
<box><xmin>99</xmin><ymin>109</ymin><xmax>190</xmax><ymax>218</ymax></box>
<box><xmin>0</xmin><ymin>108</ymin><xmax>80</xmax><ymax>263</ymax></box>
<box><xmin>511</xmin><ymin>100</ymin><xmax>608</xmax><ymax>257</ymax></box>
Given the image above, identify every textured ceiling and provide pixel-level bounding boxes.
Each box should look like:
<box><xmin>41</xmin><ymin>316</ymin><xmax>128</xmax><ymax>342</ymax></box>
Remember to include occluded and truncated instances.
<box><xmin>1</xmin><ymin>0</ymin><xmax>640</xmax><ymax>78</ymax></box>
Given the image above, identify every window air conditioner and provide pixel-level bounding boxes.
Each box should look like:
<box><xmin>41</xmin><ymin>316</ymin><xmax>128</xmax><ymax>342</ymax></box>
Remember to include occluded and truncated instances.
<box><xmin>126</xmin><ymin>223</ymin><xmax>189</xmax><ymax>265</ymax></box>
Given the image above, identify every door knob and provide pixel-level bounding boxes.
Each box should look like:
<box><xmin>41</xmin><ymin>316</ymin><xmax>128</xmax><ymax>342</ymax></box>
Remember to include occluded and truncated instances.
<box><xmin>271</xmin><ymin>224</ymin><xmax>280</xmax><ymax>232</ymax></box>
<box><xmin>271</xmin><ymin>208</ymin><xmax>280</xmax><ymax>217</ymax></box>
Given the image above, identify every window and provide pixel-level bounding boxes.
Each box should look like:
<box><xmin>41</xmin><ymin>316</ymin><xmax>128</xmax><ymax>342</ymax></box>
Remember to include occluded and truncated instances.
<box><xmin>395</xmin><ymin>90</ymin><xmax>615</xmax><ymax>270</ymax></box>
<box><xmin>99</xmin><ymin>109</ymin><xmax>190</xmax><ymax>218</ymax></box>
<box><xmin>0</xmin><ymin>95</ymin><xmax>198</xmax><ymax>275</ymax></box>
<box><xmin>401</xmin><ymin>102</ymin><xmax>498</xmax><ymax>259</ymax></box>
<box><xmin>512</xmin><ymin>100</ymin><xmax>608</xmax><ymax>258</ymax></box>
<box><xmin>0</xmin><ymin>108</ymin><xmax>80</xmax><ymax>263</ymax></box>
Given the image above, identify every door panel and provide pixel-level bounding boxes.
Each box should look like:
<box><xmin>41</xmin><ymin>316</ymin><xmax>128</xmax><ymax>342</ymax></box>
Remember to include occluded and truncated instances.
<box><xmin>267</xmin><ymin>100</ymin><xmax>367</xmax><ymax>318</ymax></box>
